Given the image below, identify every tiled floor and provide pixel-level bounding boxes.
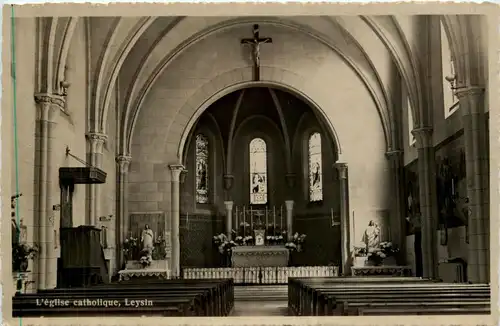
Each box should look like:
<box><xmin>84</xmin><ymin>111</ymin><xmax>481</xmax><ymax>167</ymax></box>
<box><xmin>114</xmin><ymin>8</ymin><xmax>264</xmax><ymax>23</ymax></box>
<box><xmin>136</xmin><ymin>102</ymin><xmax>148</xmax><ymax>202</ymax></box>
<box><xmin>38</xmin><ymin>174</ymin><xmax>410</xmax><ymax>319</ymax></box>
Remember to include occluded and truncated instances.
<box><xmin>230</xmin><ymin>301</ymin><xmax>289</xmax><ymax>316</ymax></box>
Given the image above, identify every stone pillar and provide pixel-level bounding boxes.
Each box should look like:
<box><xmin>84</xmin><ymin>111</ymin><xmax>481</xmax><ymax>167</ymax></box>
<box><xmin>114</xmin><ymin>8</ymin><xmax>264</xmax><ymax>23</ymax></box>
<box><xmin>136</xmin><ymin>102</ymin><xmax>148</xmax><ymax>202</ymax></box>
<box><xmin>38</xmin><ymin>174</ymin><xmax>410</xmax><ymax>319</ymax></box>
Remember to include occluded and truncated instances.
<box><xmin>169</xmin><ymin>164</ymin><xmax>184</xmax><ymax>278</ymax></box>
<box><xmin>385</xmin><ymin>150</ymin><xmax>406</xmax><ymax>263</ymax></box>
<box><xmin>335</xmin><ymin>163</ymin><xmax>350</xmax><ymax>276</ymax></box>
<box><xmin>34</xmin><ymin>93</ymin><xmax>63</xmax><ymax>290</ymax></box>
<box><xmin>412</xmin><ymin>127</ymin><xmax>439</xmax><ymax>279</ymax></box>
<box><xmin>224</xmin><ymin>201</ymin><xmax>234</xmax><ymax>239</ymax></box>
<box><xmin>456</xmin><ymin>87</ymin><xmax>489</xmax><ymax>283</ymax></box>
<box><xmin>284</xmin><ymin>200</ymin><xmax>294</xmax><ymax>241</ymax></box>
<box><xmin>86</xmin><ymin>132</ymin><xmax>107</xmax><ymax>226</ymax></box>
<box><xmin>116</xmin><ymin>155</ymin><xmax>131</xmax><ymax>269</ymax></box>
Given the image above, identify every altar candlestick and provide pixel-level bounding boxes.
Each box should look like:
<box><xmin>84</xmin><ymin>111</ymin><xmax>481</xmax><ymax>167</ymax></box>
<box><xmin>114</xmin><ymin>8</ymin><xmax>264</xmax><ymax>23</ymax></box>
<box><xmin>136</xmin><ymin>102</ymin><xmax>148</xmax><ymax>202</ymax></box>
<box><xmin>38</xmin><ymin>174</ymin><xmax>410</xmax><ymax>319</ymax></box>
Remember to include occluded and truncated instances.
<box><xmin>186</xmin><ymin>212</ymin><xmax>189</xmax><ymax>229</ymax></box>
<box><xmin>235</xmin><ymin>207</ymin><xmax>238</xmax><ymax>230</ymax></box>
<box><xmin>250</xmin><ymin>206</ymin><xmax>253</xmax><ymax>230</ymax></box>
<box><xmin>243</xmin><ymin>206</ymin><xmax>246</xmax><ymax>234</ymax></box>
<box><xmin>331</xmin><ymin>208</ymin><xmax>333</xmax><ymax>226</ymax></box>
<box><xmin>273</xmin><ymin>207</ymin><xmax>276</xmax><ymax>235</ymax></box>
<box><xmin>451</xmin><ymin>178</ymin><xmax>455</xmax><ymax>195</ymax></box>
<box><xmin>280</xmin><ymin>206</ymin><xmax>283</xmax><ymax>231</ymax></box>
<box><xmin>265</xmin><ymin>208</ymin><xmax>268</xmax><ymax>229</ymax></box>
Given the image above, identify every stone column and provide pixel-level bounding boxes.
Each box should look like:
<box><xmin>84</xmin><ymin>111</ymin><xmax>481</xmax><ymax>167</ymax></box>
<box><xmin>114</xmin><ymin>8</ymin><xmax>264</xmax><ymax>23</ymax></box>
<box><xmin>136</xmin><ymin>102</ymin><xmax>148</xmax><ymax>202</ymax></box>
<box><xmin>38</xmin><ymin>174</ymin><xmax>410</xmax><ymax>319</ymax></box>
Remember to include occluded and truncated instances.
<box><xmin>116</xmin><ymin>155</ymin><xmax>131</xmax><ymax>269</ymax></box>
<box><xmin>385</xmin><ymin>150</ymin><xmax>406</xmax><ymax>263</ymax></box>
<box><xmin>284</xmin><ymin>200</ymin><xmax>294</xmax><ymax>241</ymax></box>
<box><xmin>456</xmin><ymin>87</ymin><xmax>489</xmax><ymax>283</ymax></box>
<box><xmin>224</xmin><ymin>201</ymin><xmax>234</xmax><ymax>240</ymax></box>
<box><xmin>412</xmin><ymin>127</ymin><xmax>439</xmax><ymax>279</ymax></box>
<box><xmin>335</xmin><ymin>163</ymin><xmax>350</xmax><ymax>276</ymax></box>
<box><xmin>34</xmin><ymin>93</ymin><xmax>63</xmax><ymax>290</ymax></box>
<box><xmin>169</xmin><ymin>164</ymin><xmax>184</xmax><ymax>278</ymax></box>
<box><xmin>86</xmin><ymin>132</ymin><xmax>107</xmax><ymax>226</ymax></box>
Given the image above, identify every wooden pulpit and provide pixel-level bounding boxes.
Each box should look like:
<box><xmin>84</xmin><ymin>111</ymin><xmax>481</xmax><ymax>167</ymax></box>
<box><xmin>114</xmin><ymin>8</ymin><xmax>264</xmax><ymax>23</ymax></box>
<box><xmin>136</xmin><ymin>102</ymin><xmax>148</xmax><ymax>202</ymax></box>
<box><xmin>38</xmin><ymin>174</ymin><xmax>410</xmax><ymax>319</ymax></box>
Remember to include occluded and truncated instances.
<box><xmin>58</xmin><ymin>226</ymin><xmax>108</xmax><ymax>287</ymax></box>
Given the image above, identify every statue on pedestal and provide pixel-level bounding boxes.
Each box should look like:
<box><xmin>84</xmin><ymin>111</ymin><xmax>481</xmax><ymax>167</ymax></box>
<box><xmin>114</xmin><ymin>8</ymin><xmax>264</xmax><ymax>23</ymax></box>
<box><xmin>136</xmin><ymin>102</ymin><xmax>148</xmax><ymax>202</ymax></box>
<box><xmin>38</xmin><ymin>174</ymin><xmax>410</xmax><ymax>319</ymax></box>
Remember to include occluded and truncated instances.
<box><xmin>140</xmin><ymin>225</ymin><xmax>154</xmax><ymax>267</ymax></box>
<box><xmin>362</xmin><ymin>220</ymin><xmax>381</xmax><ymax>250</ymax></box>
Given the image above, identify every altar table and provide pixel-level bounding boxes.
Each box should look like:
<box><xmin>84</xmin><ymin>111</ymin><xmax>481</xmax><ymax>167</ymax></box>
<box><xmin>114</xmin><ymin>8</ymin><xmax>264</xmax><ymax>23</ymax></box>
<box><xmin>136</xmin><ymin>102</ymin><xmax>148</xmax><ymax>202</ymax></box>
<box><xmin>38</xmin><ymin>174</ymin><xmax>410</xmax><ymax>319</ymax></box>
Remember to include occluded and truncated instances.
<box><xmin>231</xmin><ymin>246</ymin><xmax>289</xmax><ymax>267</ymax></box>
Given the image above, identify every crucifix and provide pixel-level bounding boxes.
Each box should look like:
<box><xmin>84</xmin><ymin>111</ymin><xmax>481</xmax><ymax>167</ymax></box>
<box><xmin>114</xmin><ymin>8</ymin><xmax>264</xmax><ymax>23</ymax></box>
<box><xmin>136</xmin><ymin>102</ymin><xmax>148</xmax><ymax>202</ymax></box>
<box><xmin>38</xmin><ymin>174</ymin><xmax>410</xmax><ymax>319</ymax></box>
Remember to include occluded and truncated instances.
<box><xmin>241</xmin><ymin>24</ymin><xmax>273</xmax><ymax>81</ymax></box>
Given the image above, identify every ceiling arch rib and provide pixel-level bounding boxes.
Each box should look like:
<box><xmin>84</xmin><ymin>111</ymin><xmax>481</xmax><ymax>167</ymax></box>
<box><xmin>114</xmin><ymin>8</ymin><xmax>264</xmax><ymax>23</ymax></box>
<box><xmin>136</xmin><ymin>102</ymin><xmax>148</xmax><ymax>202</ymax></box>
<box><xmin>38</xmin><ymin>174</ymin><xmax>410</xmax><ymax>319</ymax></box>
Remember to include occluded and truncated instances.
<box><xmin>54</xmin><ymin>17</ymin><xmax>78</xmax><ymax>95</ymax></box>
<box><xmin>98</xmin><ymin>17</ymin><xmax>158</xmax><ymax>134</ymax></box>
<box><xmin>121</xmin><ymin>17</ymin><xmax>392</xmax><ymax>155</ymax></box>
<box><xmin>328</xmin><ymin>16</ymin><xmax>396</xmax><ymax>149</ymax></box>
<box><xmin>88</xmin><ymin>17</ymin><xmax>120</xmax><ymax>131</ymax></box>
<box><xmin>363</xmin><ymin>16</ymin><xmax>422</xmax><ymax>127</ymax></box>
<box><xmin>268</xmin><ymin>88</ymin><xmax>292</xmax><ymax>172</ymax></box>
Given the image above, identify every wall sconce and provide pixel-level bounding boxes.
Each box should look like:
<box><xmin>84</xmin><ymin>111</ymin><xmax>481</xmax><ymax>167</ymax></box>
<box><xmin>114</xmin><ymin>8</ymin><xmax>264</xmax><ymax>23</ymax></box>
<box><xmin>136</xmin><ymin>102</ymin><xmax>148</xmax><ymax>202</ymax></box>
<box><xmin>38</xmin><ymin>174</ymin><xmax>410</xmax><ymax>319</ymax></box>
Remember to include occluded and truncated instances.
<box><xmin>445</xmin><ymin>74</ymin><xmax>467</xmax><ymax>91</ymax></box>
<box><xmin>99</xmin><ymin>215</ymin><xmax>113</xmax><ymax>222</ymax></box>
<box><xmin>59</xmin><ymin>80</ymin><xmax>70</xmax><ymax>96</ymax></box>
<box><xmin>52</xmin><ymin>204</ymin><xmax>61</xmax><ymax>211</ymax></box>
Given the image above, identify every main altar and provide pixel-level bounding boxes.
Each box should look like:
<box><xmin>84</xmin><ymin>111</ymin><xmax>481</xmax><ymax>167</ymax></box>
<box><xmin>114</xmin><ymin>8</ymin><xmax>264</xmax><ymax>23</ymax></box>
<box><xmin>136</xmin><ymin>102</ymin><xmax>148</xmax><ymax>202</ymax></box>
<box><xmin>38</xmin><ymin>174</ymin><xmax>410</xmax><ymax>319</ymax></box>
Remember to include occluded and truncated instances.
<box><xmin>217</xmin><ymin>203</ymin><xmax>297</xmax><ymax>268</ymax></box>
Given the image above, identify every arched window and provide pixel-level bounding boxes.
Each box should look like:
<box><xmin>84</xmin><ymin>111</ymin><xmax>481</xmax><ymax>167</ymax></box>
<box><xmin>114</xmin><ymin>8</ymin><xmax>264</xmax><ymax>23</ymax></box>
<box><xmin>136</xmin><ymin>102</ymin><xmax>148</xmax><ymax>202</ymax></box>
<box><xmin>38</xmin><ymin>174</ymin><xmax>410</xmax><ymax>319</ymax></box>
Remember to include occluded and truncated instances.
<box><xmin>441</xmin><ymin>21</ymin><xmax>459</xmax><ymax>118</ymax></box>
<box><xmin>249</xmin><ymin>138</ymin><xmax>268</xmax><ymax>205</ymax></box>
<box><xmin>407</xmin><ymin>97</ymin><xmax>416</xmax><ymax>147</ymax></box>
<box><xmin>195</xmin><ymin>134</ymin><xmax>209</xmax><ymax>204</ymax></box>
<box><xmin>308</xmin><ymin>132</ymin><xmax>323</xmax><ymax>202</ymax></box>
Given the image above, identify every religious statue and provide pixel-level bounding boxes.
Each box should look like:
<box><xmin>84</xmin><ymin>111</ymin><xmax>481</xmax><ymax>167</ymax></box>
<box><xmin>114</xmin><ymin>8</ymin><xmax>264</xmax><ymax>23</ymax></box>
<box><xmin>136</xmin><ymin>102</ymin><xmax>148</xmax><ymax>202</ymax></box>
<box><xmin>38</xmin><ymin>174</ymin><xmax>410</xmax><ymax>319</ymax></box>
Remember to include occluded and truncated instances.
<box><xmin>362</xmin><ymin>220</ymin><xmax>381</xmax><ymax>250</ymax></box>
<box><xmin>141</xmin><ymin>224</ymin><xmax>154</xmax><ymax>256</ymax></box>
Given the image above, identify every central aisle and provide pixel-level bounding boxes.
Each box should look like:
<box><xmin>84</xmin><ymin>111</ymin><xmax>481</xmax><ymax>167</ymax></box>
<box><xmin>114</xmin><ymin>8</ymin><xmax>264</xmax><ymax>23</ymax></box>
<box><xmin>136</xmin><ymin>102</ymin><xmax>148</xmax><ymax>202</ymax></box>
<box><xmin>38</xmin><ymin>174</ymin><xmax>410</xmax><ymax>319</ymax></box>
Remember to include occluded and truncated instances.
<box><xmin>230</xmin><ymin>301</ymin><xmax>288</xmax><ymax>316</ymax></box>
<box><xmin>231</xmin><ymin>285</ymin><xmax>289</xmax><ymax>316</ymax></box>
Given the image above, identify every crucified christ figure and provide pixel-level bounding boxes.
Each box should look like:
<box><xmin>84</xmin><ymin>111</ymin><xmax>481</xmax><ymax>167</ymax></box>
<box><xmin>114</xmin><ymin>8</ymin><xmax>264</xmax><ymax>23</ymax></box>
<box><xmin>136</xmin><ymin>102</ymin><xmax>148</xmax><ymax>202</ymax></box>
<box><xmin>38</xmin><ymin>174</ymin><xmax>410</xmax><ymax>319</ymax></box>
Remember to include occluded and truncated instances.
<box><xmin>241</xmin><ymin>24</ymin><xmax>273</xmax><ymax>81</ymax></box>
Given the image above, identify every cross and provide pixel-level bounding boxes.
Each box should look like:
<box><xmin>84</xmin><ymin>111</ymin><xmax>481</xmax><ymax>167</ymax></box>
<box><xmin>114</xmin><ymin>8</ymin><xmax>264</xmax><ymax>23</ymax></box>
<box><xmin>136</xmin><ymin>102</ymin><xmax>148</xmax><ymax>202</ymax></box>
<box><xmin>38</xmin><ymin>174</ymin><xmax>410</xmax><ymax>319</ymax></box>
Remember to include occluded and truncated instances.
<box><xmin>241</xmin><ymin>24</ymin><xmax>273</xmax><ymax>81</ymax></box>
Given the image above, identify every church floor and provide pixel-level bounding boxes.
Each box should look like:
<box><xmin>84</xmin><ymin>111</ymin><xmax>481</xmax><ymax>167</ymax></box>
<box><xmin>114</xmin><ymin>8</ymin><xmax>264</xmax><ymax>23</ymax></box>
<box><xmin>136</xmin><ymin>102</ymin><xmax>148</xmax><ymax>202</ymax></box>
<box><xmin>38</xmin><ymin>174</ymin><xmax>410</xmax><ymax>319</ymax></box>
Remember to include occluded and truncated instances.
<box><xmin>230</xmin><ymin>300</ymin><xmax>289</xmax><ymax>316</ymax></box>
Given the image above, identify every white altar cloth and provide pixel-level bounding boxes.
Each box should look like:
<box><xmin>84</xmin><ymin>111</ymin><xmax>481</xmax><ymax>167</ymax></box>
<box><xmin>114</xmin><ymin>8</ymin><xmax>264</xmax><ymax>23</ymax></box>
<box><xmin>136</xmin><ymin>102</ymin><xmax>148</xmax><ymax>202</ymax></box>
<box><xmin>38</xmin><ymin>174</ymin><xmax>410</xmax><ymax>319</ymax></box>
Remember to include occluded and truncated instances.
<box><xmin>231</xmin><ymin>246</ymin><xmax>289</xmax><ymax>267</ymax></box>
<box><xmin>119</xmin><ymin>260</ymin><xmax>170</xmax><ymax>281</ymax></box>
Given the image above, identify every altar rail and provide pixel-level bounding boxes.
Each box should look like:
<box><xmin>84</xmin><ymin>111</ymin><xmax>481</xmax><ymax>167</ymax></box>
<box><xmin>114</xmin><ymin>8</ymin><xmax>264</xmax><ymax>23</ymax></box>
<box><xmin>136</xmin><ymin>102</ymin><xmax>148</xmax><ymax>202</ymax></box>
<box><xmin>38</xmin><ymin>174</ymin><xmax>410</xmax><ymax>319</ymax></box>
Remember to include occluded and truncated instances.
<box><xmin>183</xmin><ymin>266</ymin><xmax>338</xmax><ymax>285</ymax></box>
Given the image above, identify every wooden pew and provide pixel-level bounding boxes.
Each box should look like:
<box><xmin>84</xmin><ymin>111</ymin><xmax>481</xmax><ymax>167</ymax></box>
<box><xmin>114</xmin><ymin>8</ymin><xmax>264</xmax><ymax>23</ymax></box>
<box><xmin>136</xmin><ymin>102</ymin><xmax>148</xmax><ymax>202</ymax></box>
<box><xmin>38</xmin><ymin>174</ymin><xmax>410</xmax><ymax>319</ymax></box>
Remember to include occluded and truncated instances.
<box><xmin>288</xmin><ymin>278</ymin><xmax>490</xmax><ymax>316</ymax></box>
<box><xmin>13</xmin><ymin>279</ymin><xmax>234</xmax><ymax>317</ymax></box>
<box><xmin>288</xmin><ymin>277</ymin><xmax>439</xmax><ymax>315</ymax></box>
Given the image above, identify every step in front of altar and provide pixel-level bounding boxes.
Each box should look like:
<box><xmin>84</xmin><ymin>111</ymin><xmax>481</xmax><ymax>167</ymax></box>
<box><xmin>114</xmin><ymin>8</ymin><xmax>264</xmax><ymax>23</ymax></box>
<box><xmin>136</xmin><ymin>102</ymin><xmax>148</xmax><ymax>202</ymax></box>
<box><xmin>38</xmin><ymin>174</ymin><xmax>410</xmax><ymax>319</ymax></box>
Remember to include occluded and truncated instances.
<box><xmin>183</xmin><ymin>266</ymin><xmax>339</xmax><ymax>284</ymax></box>
<box><xmin>234</xmin><ymin>285</ymin><xmax>288</xmax><ymax>301</ymax></box>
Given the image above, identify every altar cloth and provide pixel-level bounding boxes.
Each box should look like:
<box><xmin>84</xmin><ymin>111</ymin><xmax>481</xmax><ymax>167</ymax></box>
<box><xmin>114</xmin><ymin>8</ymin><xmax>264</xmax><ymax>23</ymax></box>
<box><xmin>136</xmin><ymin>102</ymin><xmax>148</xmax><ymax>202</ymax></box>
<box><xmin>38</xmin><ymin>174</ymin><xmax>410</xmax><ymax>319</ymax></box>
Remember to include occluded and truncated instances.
<box><xmin>231</xmin><ymin>245</ymin><xmax>289</xmax><ymax>267</ymax></box>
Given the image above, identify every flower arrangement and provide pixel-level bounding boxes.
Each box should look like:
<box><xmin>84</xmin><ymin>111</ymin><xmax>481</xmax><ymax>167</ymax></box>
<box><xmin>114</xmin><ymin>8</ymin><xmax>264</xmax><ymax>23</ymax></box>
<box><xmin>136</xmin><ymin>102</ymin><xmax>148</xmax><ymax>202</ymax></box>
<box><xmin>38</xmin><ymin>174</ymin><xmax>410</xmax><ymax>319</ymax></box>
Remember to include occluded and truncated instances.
<box><xmin>285</xmin><ymin>232</ymin><xmax>306</xmax><ymax>252</ymax></box>
<box><xmin>122</xmin><ymin>236</ymin><xmax>138</xmax><ymax>261</ymax></box>
<box><xmin>152</xmin><ymin>235</ymin><xmax>167</xmax><ymax>260</ymax></box>
<box><xmin>367</xmin><ymin>247</ymin><xmax>386</xmax><ymax>266</ymax></box>
<box><xmin>352</xmin><ymin>244</ymin><xmax>367</xmax><ymax>257</ymax></box>
<box><xmin>12</xmin><ymin>243</ymin><xmax>39</xmax><ymax>272</ymax></box>
<box><xmin>379</xmin><ymin>241</ymin><xmax>399</xmax><ymax>257</ymax></box>
<box><xmin>139</xmin><ymin>253</ymin><xmax>152</xmax><ymax>267</ymax></box>
<box><xmin>213</xmin><ymin>233</ymin><xmax>238</xmax><ymax>254</ymax></box>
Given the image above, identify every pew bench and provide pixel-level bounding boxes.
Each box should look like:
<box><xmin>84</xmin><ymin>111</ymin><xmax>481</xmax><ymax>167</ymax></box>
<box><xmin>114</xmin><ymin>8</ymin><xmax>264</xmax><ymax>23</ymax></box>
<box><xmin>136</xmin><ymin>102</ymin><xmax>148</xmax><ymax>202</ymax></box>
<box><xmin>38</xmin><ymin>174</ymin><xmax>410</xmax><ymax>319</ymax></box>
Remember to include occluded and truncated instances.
<box><xmin>14</xmin><ymin>279</ymin><xmax>234</xmax><ymax>317</ymax></box>
<box><xmin>288</xmin><ymin>278</ymin><xmax>490</xmax><ymax>317</ymax></box>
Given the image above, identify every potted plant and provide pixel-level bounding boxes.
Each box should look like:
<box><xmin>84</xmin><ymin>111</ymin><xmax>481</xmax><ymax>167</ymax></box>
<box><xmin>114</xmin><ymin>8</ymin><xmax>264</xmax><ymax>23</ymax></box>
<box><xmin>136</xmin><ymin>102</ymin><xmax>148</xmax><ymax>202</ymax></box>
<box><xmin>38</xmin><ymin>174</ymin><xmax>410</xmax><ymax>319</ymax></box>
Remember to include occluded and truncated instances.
<box><xmin>366</xmin><ymin>248</ymin><xmax>386</xmax><ymax>266</ymax></box>
<box><xmin>213</xmin><ymin>233</ymin><xmax>237</xmax><ymax>267</ymax></box>
<box><xmin>12</xmin><ymin>243</ymin><xmax>39</xmax><ymax>272</ymax></box>
<box><xmin>352</xmin><ymin>245</ymin><xmax>368</xmax><ymax>267</ymax></box>
<box><xmin>122</xmin><ymin>235</ymin><xmax>138</xmax><ymax>263</ymax></box>
<box><xmin>152</xmin><ymin>235</ymin><xmax>167</xmax><ymax>260</ymax></box>
<box><xmin>379</xmin><ymin>241</ymin><xmax>400</xmax><ymax>265</ymax></box>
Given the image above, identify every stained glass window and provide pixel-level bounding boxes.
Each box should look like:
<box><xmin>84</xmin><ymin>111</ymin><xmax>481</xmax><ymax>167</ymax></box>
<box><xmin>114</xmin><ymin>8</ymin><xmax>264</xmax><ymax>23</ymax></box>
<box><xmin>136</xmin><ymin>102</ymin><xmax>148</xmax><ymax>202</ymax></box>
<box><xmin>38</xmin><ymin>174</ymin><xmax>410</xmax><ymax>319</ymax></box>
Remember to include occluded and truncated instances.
<box><xmin>308</xmin><ymin>132</ymin><xmax>323</xmax><ymax>202</ymax></box>
<box><xmin>249</xmin><ymin>138</ymin><xmax>268</xmax><ymax>205</ymax></box>
<box><xmin>195</xmin><ymin>134</ymin><xmax>209</xmax><ymax>204</ymax></box>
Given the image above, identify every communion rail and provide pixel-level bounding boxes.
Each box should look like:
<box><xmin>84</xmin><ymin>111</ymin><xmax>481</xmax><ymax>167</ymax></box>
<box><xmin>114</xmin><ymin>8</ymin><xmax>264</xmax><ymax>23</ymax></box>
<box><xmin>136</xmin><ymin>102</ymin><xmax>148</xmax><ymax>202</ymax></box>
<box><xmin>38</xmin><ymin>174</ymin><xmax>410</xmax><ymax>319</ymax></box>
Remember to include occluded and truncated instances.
<box><xmin>182</xmin><ymin>266</ymin><xmax>339</xmax><ymax>285</ymax></box>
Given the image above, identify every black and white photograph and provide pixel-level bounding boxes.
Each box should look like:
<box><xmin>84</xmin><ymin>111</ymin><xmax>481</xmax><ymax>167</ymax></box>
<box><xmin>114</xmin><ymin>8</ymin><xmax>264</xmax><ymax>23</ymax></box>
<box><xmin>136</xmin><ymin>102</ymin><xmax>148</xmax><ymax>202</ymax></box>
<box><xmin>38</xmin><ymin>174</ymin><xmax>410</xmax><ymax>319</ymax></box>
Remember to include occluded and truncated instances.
<box><xmin>2</xmin><ymin>3</ymin><xmax>497</xmax><ymax>325</ymax></box>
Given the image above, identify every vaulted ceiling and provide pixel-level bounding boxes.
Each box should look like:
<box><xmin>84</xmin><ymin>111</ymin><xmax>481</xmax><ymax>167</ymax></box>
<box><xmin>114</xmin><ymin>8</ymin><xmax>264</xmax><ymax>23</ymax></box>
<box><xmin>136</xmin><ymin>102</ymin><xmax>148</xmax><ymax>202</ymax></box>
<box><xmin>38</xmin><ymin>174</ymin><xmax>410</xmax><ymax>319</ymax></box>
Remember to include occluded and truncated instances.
<box><xmin>37</xmin><ymin>15</ymin><xmax>487</xmax><ymax>155</ymax></box>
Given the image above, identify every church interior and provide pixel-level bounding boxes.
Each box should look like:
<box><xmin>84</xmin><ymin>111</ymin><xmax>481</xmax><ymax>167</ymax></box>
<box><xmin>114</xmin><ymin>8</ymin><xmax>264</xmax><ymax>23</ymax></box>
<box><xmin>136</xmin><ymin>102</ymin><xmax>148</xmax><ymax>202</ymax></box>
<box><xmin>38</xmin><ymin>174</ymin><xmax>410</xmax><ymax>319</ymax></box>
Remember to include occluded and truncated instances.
<box><xmin>5</xmin><ymin>13</ymin><xmax>493</xmax><ymax>318</ymax></box>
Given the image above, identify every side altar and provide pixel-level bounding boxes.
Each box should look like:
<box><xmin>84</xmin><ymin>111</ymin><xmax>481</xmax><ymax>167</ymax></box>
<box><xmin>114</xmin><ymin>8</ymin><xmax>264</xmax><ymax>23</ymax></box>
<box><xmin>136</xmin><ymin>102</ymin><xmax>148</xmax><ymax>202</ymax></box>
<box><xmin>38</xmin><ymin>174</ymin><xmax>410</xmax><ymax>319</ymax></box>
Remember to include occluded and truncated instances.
<box><xmin>232</xmin><ymin>245</ymin><xmax>289</xmax><ymax>267</ymax></box>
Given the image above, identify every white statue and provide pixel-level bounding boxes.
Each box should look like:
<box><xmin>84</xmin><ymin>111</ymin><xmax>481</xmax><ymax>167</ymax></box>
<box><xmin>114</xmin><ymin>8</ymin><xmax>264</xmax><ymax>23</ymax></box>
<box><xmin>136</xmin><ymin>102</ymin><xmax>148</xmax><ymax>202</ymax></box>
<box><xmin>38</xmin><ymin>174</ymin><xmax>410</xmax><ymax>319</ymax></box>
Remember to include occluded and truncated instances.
<box><xmin>141</xmin><ymin>224</ymin><xmax>154</xmax><ymax>255</ymax></box>
<box><xmin>362</xmin><ymin>220</ymin><xmax>381</xmax><ymax>249</ymax></box>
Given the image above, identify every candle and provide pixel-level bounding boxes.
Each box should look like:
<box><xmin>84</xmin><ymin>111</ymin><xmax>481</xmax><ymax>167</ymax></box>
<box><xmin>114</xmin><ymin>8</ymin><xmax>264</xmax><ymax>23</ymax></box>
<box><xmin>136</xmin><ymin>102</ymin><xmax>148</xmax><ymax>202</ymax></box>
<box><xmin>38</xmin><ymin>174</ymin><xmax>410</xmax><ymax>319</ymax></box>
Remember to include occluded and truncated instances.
<box><xmin>243</xmin><ymin>206</ymin><xmax>246</xmax><ymax>234</ymax></box>
<box><xmin>235</xmin><ymin>207</ymin><xmax>239</xmax><ymax>230</ymax></box>
<box><xmin>273</xmin><ymin>207</ymin><xmax>276</xmax><ymax>236</ymax></box>
<box><xmin>331</xmin><ymin>208</ymin><xmax>334</xmax><ymax>226</ymax></box>
<box><xmin>265</xmin><ymin>208</ymin><xmax>268</xmax><ymax>230</ymax></box>
<box><xmin>280</xmin><ymin>206</ymin><xmax>283</xmax><ymax>230</ymax></box>
<box><xmin>186</xmin><ymin>212</ymin><xmax>189</xmax><ymax>228</ymax></box>
<box><xmin>250</xmin><ymin>206</ymin><xmax>253</xmax><ymax>230</ymax></box>
<box><xmin>451</xmin><ymin>179</ymin><xmax>455</xmax><ymax>195</ymax></box>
